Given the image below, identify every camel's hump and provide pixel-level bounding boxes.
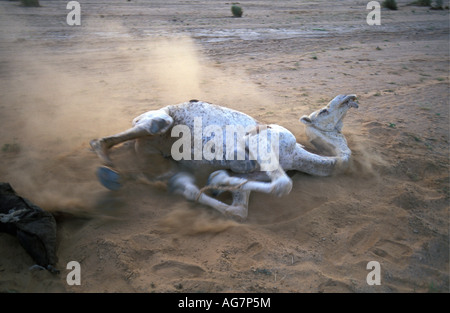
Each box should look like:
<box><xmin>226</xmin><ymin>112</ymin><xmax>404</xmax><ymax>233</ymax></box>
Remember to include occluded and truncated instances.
<box><xmin>166</xmin><ymin>100</ymin><xmax>259</xmax><ymax>127</ymax></box>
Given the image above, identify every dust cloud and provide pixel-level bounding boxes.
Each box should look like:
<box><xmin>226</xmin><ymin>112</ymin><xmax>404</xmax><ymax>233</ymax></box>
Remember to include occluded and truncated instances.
<box><xmin>0</xmin><ymin>17</ymin><xmax>273</xmax><ymax>213</ymax></box>
<box><xmin>1</xmin><ymin>0</ymin><xmax>448</xmax><ymax>293</ymax></box>
<box><xmin>0</xmin><ymin>11</ymin><xmax>382</xmax><ymax>215</ymax></box>
<box><xmin>157</xmin><ymin>206</ymin><xmax>239</xmax><ymax>235</ymax></box>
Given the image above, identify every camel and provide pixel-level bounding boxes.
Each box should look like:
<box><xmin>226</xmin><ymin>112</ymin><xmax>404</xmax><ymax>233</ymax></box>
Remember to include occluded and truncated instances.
<box><xmin>90</xmin><ymin>94</ymin><xmax>358</xmax><ymax>220</ymax></box>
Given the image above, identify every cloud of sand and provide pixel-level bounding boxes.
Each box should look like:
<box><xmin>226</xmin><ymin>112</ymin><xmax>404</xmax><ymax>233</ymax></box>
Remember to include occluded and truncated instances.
<box><xmin>345</xmin><ymin>129</ymin><xmax>389</xmax><ymax>178</ymax></box>
<box><xmin>139</xmin><ymin>36</ymin><xmax>274</xmax><ymax>106</ymax></box>
<box><xmin>157</xmin><ymin>207</ymin><xmax>239</xmax><ymax>235</ymax></box>
<box><xmin>0</xmin><ymin>15</ymin><xmax>274</xmax><ymax>213</ymax></box>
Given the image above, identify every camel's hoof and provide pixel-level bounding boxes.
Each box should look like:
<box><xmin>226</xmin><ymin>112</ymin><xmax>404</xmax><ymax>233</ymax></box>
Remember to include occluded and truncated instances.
<box><xmin>168</xmin><ymin>172</ymin><xmax>199</xmax><ymax>201</ymax></box>
<box><xmin>225</xmin><ymin>206</ymin><xmax>248</xmax><ymax>222</ymax></box>
<box><xmin>96</xmin><ymin>166</ymin><xmax>122</xmax><ymax>191</ymax></box>
<box><xmin>168</xmin><ymin>172</ymin><xmax>194</xmax><ymax>192</ymax></box>
<box><xmin>90</xmin><ymin>139</ymin><xmax>113</xmax><ymax>167</ymax></box>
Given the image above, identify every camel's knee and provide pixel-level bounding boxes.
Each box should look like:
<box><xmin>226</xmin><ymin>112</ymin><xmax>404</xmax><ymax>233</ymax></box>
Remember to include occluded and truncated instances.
<box><xmin>270</xmin><ymin>175</ymin><xmax>293</xmax><ymax>197</ymax></box>
<box><xmin>132</xmin><ymin>110</ymin><xmax>173</xmax><ymax>135</ymax></box>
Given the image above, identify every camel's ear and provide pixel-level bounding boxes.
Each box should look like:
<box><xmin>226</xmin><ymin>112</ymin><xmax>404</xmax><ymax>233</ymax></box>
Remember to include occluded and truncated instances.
<box><xmin>300</xmin><ymin>116</ymin><xmax>312</xmax><ymax>125</ymax></box>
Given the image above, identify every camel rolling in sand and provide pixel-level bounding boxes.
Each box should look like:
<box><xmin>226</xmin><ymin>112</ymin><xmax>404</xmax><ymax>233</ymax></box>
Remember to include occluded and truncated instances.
<box><xmin>90</xmin><ymin>94</ymin><xmax>358</xmax><ymax>220</ymax></box>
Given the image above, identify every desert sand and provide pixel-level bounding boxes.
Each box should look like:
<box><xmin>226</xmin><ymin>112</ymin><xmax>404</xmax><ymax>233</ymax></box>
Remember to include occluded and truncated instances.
<box><xmin>0</xmin><ymin>0</ymin><xmax>448</xmax><ymax>292</ymax></box>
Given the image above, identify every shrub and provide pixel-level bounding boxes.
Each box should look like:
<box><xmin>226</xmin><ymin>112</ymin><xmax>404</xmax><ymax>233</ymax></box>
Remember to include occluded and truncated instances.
<box><xmin>2</xmin><ymin>142</ymin><xmax>21</xmax><ymax>154</ymax></box>
<box><xmin>382</xmin><ymin>0</ymin><xmax>398</xmax><ymax>10</ymax></box>
<box><xmin>20</xmin><ymin>0</ymin><xmax>40</xmax><ymax>7</ymax></box>
<box><xmin>231</xmin><ymin>5</ymin><xmax>243</xmax><ymax>17</ymax></box>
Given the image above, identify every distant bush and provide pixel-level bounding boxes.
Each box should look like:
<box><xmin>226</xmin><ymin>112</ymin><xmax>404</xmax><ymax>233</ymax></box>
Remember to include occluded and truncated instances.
<box><xmin>20</xmin><ymin>0</ymin><xmax>40</xmax><ymax>7</ymax></box>
<box><xmin>231</xmin><ymin>5</ymin><xmax>243</xmax><ymax>17</ymax></box>
<box><xmin>2</xmin><ymin>142</ymin><xmax>21</xmax><ymax>154</ymax></box>
<box><xmin>382</xmin><ymin>0</ymin><xmax>398</xmax><ymax>10</ymax></box>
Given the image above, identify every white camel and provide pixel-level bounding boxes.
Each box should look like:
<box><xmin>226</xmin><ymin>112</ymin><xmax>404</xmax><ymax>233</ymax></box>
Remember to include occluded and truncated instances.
<box><xmin>90</xmin><ymin>94</ymin><xmax>358</xmax><ymax>220</ymax></box>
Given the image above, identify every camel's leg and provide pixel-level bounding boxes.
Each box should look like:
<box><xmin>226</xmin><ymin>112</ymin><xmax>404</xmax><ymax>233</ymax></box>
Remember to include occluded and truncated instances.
<box><xmin>208</xmin><ymin>129</ymin><xmax>292</xmax><ymax>197</ymax></box>
<box><xmin>215</xmin><ymin>128</ymin><xmax>292</xmax><ymax>197</ymax></box>
<box><xmin>207</xmin><ymin>129</ymin><xmax>292</xmax><ymax>197</ymax></box>
<box><xmin>291</xmin><ymin>143</ymin><xmax>338</xmax><ymax>176</ymax></box>
<box><xmin>90</xmin><ymin>109</ymin><xmax>174</xmax><ymax>166</ymax></box>
<box><xmin>208</xmin><ymin>168</ymin><xmax>292</xmax><ymax>197</ymax></box>
<box><xmin>90</xmin><ymin>127</ymin><xmax>150</xmax><ymax>166</ymax></box>
<box><xmin>168</xmin><ymin>172</ymin><xmax>249</xmax><ymax>220</ymax></box>
<box><xmin>227</xmin><ymin>190</ymin><xmax>251</xmax><ymax>220</ymax></box>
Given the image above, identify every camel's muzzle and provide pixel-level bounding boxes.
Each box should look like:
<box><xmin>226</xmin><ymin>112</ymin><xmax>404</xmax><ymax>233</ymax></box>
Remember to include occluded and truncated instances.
<box><xmin>341</xmin><ymin>95</ymin><xmax>358</xmax><ymax>109</ymax></box>
<box><xmin>347</xmin><ymin>100</ymin><xmax>359</xmax><ymax>109</ymax></box>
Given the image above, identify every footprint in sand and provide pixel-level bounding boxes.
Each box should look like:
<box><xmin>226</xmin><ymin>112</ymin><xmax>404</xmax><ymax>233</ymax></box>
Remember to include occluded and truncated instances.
<box><xmin>152</xmin><ymin>260</ymin><xmax>205</xmax><ymax>278</ymax></box>
<box><xmin>371</xmin><ymin>239</ymin><xmax>412</xmax><ymax>262</ymax></box>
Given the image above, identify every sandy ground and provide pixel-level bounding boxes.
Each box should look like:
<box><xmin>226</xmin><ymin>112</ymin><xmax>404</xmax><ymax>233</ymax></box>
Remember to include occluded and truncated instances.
<box><xmin>0</xmin><ymin>0</ymin><xmax>448</xmax><ymax>292</ymax></box>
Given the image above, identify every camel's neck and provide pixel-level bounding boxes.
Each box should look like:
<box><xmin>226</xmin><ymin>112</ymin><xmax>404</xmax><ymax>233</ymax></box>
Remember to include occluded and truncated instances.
<box><xmin>305</xmin><ymin>126</ymin><xmax>352</xmax><ymax>168</ymax></box>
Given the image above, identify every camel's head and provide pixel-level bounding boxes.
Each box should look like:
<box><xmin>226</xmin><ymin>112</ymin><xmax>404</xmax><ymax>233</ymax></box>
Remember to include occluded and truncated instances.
<box><xmin>300</xmin><ymin>94</ymin><xmax>358</xmax><ymax>132</ymax></box>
